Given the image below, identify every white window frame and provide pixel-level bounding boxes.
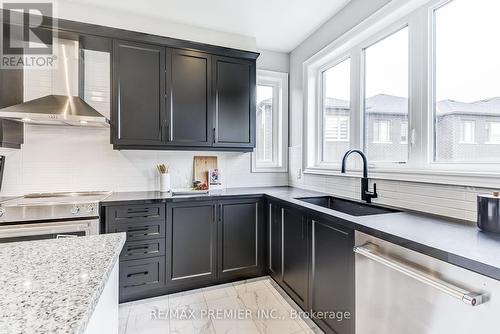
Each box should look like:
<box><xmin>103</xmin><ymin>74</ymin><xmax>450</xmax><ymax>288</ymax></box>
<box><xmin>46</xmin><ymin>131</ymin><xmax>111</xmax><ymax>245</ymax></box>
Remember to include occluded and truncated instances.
<box><xmin>302</xmin><ymin>0</ymin><xmax>500</xmax><ymax>188</ymax></box>
<box><xmin>324</xmin><ymin>115</ymin><xmax>350</xmax><ymax>143</ymax></box>
<box><xmin>401</xmin><ymin>121</ymin><xmax>409</xmax><ymax>144</ymax></box>
<box><xmin>317</xmin><ymin>56</ymin><xmax>352</xmax><ymax>165</ymax></box>
<box><xmin>252</xmin><ymin>70</ymin><xmax>288</xmax><ymax>173</ymax></box>
<box><xmin>486</xmin><ymin>121</ymin><xmax>500</xmax><ymax>144</ymax></box>
<box><xmin>458</xmin><ymin>119</ymin><xmax>476</xmax><ymax>144</ymax></box>
<box><xmin>372</xmin><ymin>120</ymin><xmax>393</xmax><ymax>144</ymax></box>
<box><xmin>362</xmin><ymin>25</ymin><xmax>409</xmax><ymax>162</ymax></box>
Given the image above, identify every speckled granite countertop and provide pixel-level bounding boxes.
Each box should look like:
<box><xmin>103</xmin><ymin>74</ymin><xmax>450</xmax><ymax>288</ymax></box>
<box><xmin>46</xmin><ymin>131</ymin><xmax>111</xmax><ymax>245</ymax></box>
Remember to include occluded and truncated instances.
<box><xmin>101</xmin><ymin>186</ymin><xmax>500</xmax><ymax>281</ymax></box>
<box><xmin>0</xmin><ymin>233</ymin><xmax>125</xmax><ymax>334</ymax></box>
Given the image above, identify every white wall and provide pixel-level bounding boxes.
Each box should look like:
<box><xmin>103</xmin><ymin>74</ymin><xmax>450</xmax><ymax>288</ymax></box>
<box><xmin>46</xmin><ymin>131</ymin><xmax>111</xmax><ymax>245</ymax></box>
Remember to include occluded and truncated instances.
<box><xmin>0</xmin><ymin>125</ymin><xmax>288</xmax><ymax>195</ymax></box>
<box><xmin>52</xmin><ymin>0</ymin><xmax>257</xmax><ymax>52</ymax></box>
<box><xmin>1</xmin><ymin>132</ymin><xmax>291</xmax><ymax>196</ymax></box>
<box><xmin>288</xmin><ymin>0</ymin><xmax>494</xmax><ymax>222</ymax></box>
<box><xmin>257</xmin><ymin>49</ymin><xmax>290</xmax><ymax>73</ymax></box>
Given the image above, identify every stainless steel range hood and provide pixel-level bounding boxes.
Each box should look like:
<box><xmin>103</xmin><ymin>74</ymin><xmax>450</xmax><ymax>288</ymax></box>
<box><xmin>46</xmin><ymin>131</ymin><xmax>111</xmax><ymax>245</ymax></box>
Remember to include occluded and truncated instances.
<box><xmin>0</xmin><ymin>95</ymin><xmax>109</xmax><ymax>127</ymax></box>
<box><xmin>0</xmin><ymin>38</ymin><xmax>110</xmax><ymax>127</ymax></box>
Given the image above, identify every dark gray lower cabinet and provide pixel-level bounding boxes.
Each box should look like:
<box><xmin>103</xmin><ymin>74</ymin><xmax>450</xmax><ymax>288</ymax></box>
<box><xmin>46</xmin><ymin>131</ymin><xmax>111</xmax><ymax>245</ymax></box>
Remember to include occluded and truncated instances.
<box><xmin>120</xmin><ymin>257</ymin><xmax>166</xmax><ymax>300</ymax></box>
<box><xmin>104</xmin><ymin>203</ymin><xmax>167</xmax><ymax>302</ymax></box>
<box><xmin>218</xmin><ymin>198</ymin><xmax>264</xmax><ymax>279</ymax></box>
<box><xmin>282</xmin><ymin>206</ymin><xmax>309</xmax><ymax>309</ymax></box>
<box><xmin>268</xmin><ymin>203</ymin><xmax>355</xmax><ymax>334</ymax></box>
<box><xmin>166</xmin><ymin>201</ymin><xmax>217</xmax><ymax>287</ymax></box>
<box><xmin>268</xmin><ymin>201</ymin><xmax>282</xmax><ymax>281</ymax></box>
<box><xmin>310</xmin><ymin>219</ymin><xmax>355</xmax><ymax>334</ymax></box>
<box><xmin>105</xmin><ymin>195</ymin><xmax>356</xmax><ymax>326</ymax></box>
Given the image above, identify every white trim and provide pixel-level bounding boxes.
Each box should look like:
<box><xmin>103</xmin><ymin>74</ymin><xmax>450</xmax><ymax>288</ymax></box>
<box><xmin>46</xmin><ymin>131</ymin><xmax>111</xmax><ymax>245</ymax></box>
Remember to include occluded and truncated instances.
<box><xmin>252</xmin><ymin>70</ymin><xmax>288</xmax><ymax>173</ymax></box>
<box><xmin>303</xmin><ymin>167</ymin><xmax>500</xmax><ymax>189</ymax></box>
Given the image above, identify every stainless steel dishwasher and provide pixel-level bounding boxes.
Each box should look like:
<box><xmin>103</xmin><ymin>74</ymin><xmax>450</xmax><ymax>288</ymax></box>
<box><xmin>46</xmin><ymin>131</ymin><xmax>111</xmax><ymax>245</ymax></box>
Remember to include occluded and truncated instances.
<box><xmin>354</xmin><ymin>231</ymin><xmax>500</xmax><ymax>334</ymax></box>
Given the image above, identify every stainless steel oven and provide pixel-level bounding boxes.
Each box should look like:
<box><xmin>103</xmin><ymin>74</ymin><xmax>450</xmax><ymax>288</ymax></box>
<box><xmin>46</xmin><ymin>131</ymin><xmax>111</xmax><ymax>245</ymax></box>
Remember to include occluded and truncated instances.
<box><xmin>0</xmin><ymin>191</ymin><xmax>110</xmax><ymax>243</ymax></box>
<box><xmin>0</xmin><ymin>219</ymin><xmax>99</xmax><ymax>243</ymax></box>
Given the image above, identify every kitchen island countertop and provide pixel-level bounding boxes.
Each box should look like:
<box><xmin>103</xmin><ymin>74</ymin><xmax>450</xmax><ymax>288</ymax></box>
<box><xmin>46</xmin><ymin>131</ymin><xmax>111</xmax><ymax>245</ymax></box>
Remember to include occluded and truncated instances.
<box><xmin>0</xmin><ymin>233</ymin><xmax>125</xmax><ymax>334</ymax></box>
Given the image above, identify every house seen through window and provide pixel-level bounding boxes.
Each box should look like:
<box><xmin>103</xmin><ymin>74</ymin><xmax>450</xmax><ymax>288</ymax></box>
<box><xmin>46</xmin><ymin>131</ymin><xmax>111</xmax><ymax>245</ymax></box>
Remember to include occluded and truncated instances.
<box><xmin>321</xmin><ymin>58</ymin><xmax>351</xmax><ymax>163</ymax></box>
<box><xmin>487</xmin><ymin>122</ymin><xmax>500</xmax><ymax>144</ymax></box>
<box><xmin>459</xmin><ymin>120</ymin><xmax>476</xmax><ymax>144</ymax></box>
<box><xmin>253</xmin><ymin>70</ymin><xmax>288</xmax><ymax>172</ymax></box>
<box><xmin>256</xmin><ymin>85</ymin><xmax>274</xmax><ymax>163</ymax></box>
<box><xmin>364</xmin><ymin>27</ymin><xmax>408</xmax><ymax>163</ymax></box>
<box><xmin>373</xmin><ymin>120</ymin><xmax>392</xmax><ymax>144</ymax></box>
<box><xmin>434</xmin><ymin>0</ymin><xmax>500</xmax><ymax>162</ymax></box>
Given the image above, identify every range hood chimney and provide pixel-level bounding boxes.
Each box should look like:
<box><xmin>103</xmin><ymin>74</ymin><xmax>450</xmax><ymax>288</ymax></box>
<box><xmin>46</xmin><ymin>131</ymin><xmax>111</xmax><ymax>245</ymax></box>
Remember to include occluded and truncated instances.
<box><xmin>0</xmin><ymin>38</ymin><xmax>110</xmax><ymax>127</ymax></box>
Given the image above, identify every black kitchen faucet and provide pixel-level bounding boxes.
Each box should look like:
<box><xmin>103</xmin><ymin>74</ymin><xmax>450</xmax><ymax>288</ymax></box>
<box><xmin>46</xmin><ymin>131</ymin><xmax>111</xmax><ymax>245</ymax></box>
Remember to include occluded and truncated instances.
<box><xmin>341</xmin><ymin>149</ymin><xmax>378</xmax><ymax>203</ymax></box>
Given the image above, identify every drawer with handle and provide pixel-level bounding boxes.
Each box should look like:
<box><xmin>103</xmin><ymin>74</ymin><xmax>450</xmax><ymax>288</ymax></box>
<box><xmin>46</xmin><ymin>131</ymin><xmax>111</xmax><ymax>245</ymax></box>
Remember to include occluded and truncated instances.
<box><xmin>107</xmin><ymin>221</ymin><xmax>165</xmax><ymax>242</ymax></box>
<box><xmin>119</xmin><ymin>257</ymin><xmax>166</xmax><ymax>300</ymax></box>
<box><xmin>121</xmin><ymin>239</ymin><xmax>166</xmax><ymax>261</ymax></box>
<box><xmin>106</xmin><ymin>203</ymin><xmax>165</xmax><ymax>224</ymax></box>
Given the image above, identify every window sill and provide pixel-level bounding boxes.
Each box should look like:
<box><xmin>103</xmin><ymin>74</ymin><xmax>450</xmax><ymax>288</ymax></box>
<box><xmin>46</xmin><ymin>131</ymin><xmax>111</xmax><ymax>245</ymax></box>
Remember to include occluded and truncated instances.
<box><xmin>251</xmin><ymin>167</ymin><xmax>288</xmax><ymax>173</ymax></box>
<box><xmin>303</xmin><ymin>166</ymin><xmax>500</xmax><ymax>188</ymax></box>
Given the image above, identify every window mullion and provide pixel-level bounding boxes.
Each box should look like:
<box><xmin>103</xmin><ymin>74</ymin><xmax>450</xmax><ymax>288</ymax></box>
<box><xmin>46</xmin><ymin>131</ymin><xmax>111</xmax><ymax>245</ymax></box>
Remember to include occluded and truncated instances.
<box><xmin>407</xmin><ymin>7</ymin><xmax>428</xmax><ymax>169</ymax></box>
<box><xmin>351</xmin><ymin>49</ymin><xmax>362</xmax><ymax>152</ymax></box>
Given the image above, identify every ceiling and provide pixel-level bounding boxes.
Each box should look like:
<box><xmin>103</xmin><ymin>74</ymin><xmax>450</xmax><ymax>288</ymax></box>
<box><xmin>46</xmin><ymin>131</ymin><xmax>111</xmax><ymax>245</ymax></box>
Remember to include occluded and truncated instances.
<box><xmin>63</xmin><ymin>0</ymin><xmax>350</xmax><ymax>52</ymax></box>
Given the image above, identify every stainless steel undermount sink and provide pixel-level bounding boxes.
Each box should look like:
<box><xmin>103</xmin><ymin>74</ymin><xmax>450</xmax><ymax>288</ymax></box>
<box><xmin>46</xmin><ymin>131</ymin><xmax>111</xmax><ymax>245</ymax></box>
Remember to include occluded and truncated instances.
<box><xmin>296</xmin><ymin>196</ymin><xmax>398</xmax><ymax>216</ymax></box>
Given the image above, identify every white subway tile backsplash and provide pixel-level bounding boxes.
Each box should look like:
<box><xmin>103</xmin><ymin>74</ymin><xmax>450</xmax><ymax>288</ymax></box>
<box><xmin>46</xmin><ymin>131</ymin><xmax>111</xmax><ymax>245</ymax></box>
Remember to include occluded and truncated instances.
<box><xmin>0</xmin><ymin>125</ymin><xmax>287</xmax><ymax>196</ymax></box>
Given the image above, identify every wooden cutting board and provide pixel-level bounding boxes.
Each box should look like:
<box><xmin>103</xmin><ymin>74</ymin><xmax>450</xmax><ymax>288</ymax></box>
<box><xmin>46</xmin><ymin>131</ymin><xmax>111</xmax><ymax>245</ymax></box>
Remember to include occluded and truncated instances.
<box><xmin>193</xmin><ymin>156</ymin><xmax>218</xmax><ymax>185</ymax></box>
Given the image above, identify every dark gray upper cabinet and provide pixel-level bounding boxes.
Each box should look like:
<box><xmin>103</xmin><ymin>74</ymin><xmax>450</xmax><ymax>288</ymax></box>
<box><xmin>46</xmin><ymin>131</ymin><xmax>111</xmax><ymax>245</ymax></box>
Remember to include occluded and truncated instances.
<box><xmin>112</xmin><ymin>46</ymin><xmax>256</xmax><ymax>151</ymax></box>
<box><xmin>111</xmin><ymin>40</ymin><xmax>256</xmax><ymax>151</ymax></box>
<box><xmin>0</xmin><ymin>68</ymin><xmax>23</xmax><ymax>109</ymax></box>
<box><xmin>310</xmin><ymin>219</ymin><xmax>355</xmax><ymax>334</ymax></box>
<box><xmin>218</xmin><ymin>198</ymin><xmax>264</xmax><ymax>279</ymax></box>
<box><xmin>166</xmin><ymin>201</ymin><xmax>218</xmax><ymax>286</ymax></box>
<box><xmin>268</xmin><ymin>201</ymin><xmax>282</xmax><ymax>281</ymax></box>
<box><xmin>166</xmin><ymin>49</ymin><xmax>212</xmax><ymax>146</ymax></box>
<box><xmin>212</xmin><ymin>56</ymin><xmax>256</xmax><ymax>149</ymax></box>
<box><xmin>112</xmin><ymin>40</ymin><xmax>166</xmax><ymax>146</ymax></box>
<box><xmin>282</xmin><ymin>206</ymin><xmax>309</xmax><ymax>309</ymax></box>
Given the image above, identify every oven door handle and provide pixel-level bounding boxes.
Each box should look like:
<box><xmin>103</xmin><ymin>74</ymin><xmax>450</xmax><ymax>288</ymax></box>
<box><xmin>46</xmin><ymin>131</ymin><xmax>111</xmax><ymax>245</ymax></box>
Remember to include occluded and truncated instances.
<box><xmin>354</xmin><ymin>243</ymin><xmax>486</xmax><ymax>306</ymax></box>
<box><xmin>0</xmin><ymin>220</ymin><xmax>98</xmax><ymax>238</ymax></box>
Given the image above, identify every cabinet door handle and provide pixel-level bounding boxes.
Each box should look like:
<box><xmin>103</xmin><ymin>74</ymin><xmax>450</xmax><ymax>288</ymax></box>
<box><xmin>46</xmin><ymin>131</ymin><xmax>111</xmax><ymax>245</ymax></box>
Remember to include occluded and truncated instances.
<box><xmin>126</xmin><ymin>208</ymin><xmax>150</xmax><ymax>214</ymax></box>
<box><xmin>127</xmin><ymin>227</ymin><xmax>159</xmax><ymax>237</ymax></box>
<box><xmin>213</xmin><ymin>128</ymin><xmax>216</xmax><ymax>143</ymax></box>
<box><xmin>126</xmin><ymin>245</ymin><xmax>149</xmax><ymax>252</ymax></box>
<box><xmin>354</xmin><ymin>243</ymin><xmax>486</xmax><ymax>306</ymax></box>
<box><xmin>302</xmin><ymin>218</ymin><xmax>306</xmax><ymax>239</ymax></box>
<box><xmin>128</xmin><ymin>227</ymin><xmax>148</xmax><ymax>232</ymax></box>
<box><xmin>127</xmin><ymin>271</ymin><xmax>149</xmax><ymax>278</ymax></box>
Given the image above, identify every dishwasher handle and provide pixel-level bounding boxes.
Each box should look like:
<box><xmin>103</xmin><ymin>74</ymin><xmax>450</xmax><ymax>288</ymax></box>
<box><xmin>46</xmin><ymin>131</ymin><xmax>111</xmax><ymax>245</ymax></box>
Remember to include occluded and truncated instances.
<box><xmin>354</xmin><ymin>243</ymin><xmax>486</xmax><ymax>307</ymax></box>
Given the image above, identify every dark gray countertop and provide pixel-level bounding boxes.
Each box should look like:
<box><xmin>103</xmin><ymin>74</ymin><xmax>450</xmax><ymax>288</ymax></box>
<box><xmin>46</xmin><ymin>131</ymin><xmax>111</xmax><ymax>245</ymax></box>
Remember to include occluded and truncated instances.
<box><xmin>101</xmin><ymin>186</ymin><xmax>500</xmax><ymax>280</ymax></box>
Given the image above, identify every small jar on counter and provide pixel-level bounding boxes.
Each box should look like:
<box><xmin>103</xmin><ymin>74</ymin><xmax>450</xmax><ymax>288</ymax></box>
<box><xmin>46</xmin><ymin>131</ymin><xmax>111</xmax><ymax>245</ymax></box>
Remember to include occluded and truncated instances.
<box><xmin>477</xmin><ymin>191</ymin><xmax>500</xmax><ymax>233</ymax></box>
